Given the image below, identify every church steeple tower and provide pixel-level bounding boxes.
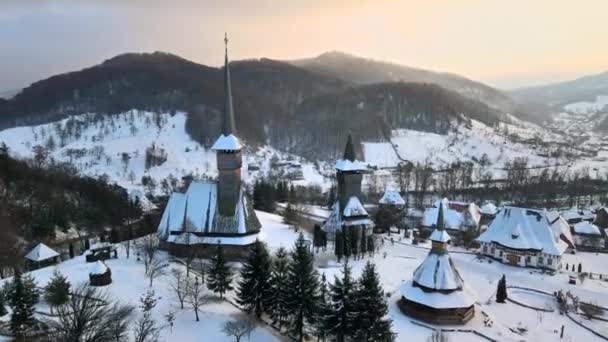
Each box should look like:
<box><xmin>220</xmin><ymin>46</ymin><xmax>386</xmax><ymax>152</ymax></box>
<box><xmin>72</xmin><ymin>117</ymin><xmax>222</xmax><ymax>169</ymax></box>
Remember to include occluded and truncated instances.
<box><xmin>212</xmin><ymin>33</ymin><xmax>243</xmax><ymax>216</ymax></box>
<box><xmin>335</xmin><ymin>133</ymin><xmax>365</xmax><ymax>214</ymax></box>
<box><xmin>430</xmin><ymin>201</ymin><xmax>451</xmax><ymax>252</ymax></box>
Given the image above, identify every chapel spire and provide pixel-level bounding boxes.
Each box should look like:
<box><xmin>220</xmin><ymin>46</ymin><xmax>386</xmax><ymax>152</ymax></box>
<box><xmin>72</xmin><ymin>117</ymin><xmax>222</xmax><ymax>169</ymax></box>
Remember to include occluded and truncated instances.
<box><xmin>222</xmin><ymin>32</ymin><xmax>236</xmax><ymax>136</ymax></box>
<box><xmin>343</xmin><ymin>133</ymin><xmax>356</xmax><ymax>162</ymax></box>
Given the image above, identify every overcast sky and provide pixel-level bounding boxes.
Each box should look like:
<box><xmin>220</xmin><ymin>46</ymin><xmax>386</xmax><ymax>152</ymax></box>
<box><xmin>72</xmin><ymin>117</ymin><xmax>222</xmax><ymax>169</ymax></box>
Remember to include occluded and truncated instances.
<box><xmin>1</xmin><ymin>0</ymin><xmax>607</xmax><ymax>93</ymax></box>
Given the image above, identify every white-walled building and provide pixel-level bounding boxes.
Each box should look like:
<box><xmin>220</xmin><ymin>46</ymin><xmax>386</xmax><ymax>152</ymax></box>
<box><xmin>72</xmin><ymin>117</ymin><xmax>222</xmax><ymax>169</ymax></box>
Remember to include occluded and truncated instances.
<box><xmin>477</xmin><ymin>207</ymin><xmax>575</xmax><ymax>270</ymax></box>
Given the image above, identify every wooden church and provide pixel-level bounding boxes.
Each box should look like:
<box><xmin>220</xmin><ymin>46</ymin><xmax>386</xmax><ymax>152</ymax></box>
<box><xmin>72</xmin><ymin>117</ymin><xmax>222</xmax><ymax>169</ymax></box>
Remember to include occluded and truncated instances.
<box><xmin>399</xmin><ymin>202</ymin><xmax>475</xmax><ymax>324</ymax></box>
<box><xmin>157</xmin><ymin>35</ymin><xmax>261</xmax><ymax>258</ymax></box>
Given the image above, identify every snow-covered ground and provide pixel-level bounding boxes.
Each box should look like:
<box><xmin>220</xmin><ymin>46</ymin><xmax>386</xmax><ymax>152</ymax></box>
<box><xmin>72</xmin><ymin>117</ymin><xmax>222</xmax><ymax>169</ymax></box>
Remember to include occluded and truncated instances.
<box><xmin>364</xmin><ymin>114</ymin><xmax>608</xmax><ymax>181</ymax></box>
<box><xmin>0</xmin><ymin>111</ymin><xmax>330</xmax><ymax>200</ymax></box>
<box><xmin>3</xmin><ymin>210</ymin><xmax>607</xmax><ymax>341</ymax></box>
<box><xmin>0</xmin><ymin>211</ymin><xmax>301</xmax><ymax>342</ymax></box>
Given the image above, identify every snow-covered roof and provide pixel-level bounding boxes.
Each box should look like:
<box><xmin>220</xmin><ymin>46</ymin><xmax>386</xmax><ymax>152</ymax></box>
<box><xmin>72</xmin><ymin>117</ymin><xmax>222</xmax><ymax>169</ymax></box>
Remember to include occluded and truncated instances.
<box><xmin>412</xmin><ymin>253</ymin><xmax>464</xmax><ymax>291</ymax></box>
<box><xmin>211</xmin><ymin>134</ymin><xmax>242</xmax><ymax>151</ymax></box>
<box><xmin>342</xmin><ymin>196</ymin><xmax>368</xmax><ymax>217</ymax></box>
<box><xmin>379</xmin><ymin>190</ymin><xmax>405</xmax><ymax>205</ymax></box>
<box><xmin>157</xmin><ymin>180</ymin><xmax>261</xmax><ymax>241</ymax></box>
<box><xmin>24</xmin><ymin>243</ymin><xmax>59</xmax><ymax>262</ymax></box>
<box><xmin>573</xmin><ymin>221</ymin><xmax>601</xmax><ymax>235</ymax></box>
<box><xmin>430</xmin><ymin>229</ymin><xmax>451</xmax><ymax>243</ymax></box>
<box><xmin>477</xmin><ymin>207</ymin><xmax>570</xmax><ymax>256</ymax></box>
<box><xmin>334</xmin><ymin>159</ymin><xmax>366</xmax><ymax>172</ymax></box>
<box><xmin>322</xmin><ymin>198</ymin><xmax>373</xmax><ymax>235</ymax></box>
<box><xmin>480</xmin><ymin>203</ymin><xmax>498</xmax><ymax>215</ymax></box>
<box><xmin>560</xmin><ymin>209</ymin><xmax>595</xmax><ymax>222</ymax></box>
<box><xmin>89</xmin><ymin>261</ymin><xmax>108</xmax><ymax>275</ymax></box>
<box><xmin>422</xmin><ymin>199</ymin><xmax>481</xmax><ymax>231</ymax></box>
<box><xmin>400</xmin><ymin>281</ymin><xmax>475</xmax><ymax>309</ymax></box>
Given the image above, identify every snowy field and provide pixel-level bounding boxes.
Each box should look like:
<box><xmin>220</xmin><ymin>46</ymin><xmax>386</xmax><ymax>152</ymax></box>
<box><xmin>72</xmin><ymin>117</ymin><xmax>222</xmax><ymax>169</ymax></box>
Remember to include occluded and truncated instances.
<box><xmin>3</xmin><ymin>210</ymin><xmax>608</xmax><ymax>341</ymax></box>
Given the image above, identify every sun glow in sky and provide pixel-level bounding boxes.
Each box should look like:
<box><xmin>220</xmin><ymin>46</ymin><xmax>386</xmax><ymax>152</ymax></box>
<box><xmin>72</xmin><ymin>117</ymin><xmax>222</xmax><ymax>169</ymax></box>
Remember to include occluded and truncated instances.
<box><xmin>1</xmin><ymin>0</ymin><xmax>607</xmax><ymax>91</ymax></box>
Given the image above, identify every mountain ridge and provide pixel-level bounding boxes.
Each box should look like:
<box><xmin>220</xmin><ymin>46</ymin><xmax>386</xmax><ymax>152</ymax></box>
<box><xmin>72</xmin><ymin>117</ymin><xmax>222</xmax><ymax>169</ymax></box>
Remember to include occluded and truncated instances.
<box><xmin>0</xmin><ymin>51</ymin><xmax>523</xmax><ymax>159</ymax></box>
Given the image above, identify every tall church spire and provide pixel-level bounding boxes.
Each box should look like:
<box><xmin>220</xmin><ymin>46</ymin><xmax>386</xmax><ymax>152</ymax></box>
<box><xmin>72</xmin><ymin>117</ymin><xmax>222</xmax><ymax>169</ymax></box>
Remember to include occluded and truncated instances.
<box><xmin>343</xmin><ymin>133</ymin><xmax>356</xmax><ymax>162</ymax></box>
<box><xmin>437</xmin><ymin>201</ymin><xmax>445</xmax><ymax>231</ymax></box>
<box><xmin>222</xmin><ymin>32</ymin><xmax>236</xmax><ymax>136</ymax></box>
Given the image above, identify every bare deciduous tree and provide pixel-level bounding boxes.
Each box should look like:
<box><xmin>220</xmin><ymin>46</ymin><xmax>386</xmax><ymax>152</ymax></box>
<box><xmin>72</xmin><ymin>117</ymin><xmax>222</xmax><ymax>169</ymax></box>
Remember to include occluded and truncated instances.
<box><xmin>186</xmin><ymin>277</ymin><xmax>207</xmax><ymax>322</ymax></box>
<box><xmin>222</xmin><ymin>314</ymin><xmax>257</xmax><ymax>342</ymax></box>
<box><xmin>147</xmin><ymin>257</ymin><xmax>168</xmax><ymax>287</ymax></box>
<box><xmin>170</xmin><ymin>268</ymin><xmax>190</xmax><ymax>309</ymax></box>
<box><xmin>133</xmin><ymin>288</ymin><xmax>163</xmax><ymax>342</ymax></box>
<box><xmin>46</xmin><ymin>283</ymin><xmax>134</xmax><ymax>341</ymax></box>
<box><xmin>137</xmin><ymin>235</ymin><xmax>160</xmax><ymax>275</ymax></box>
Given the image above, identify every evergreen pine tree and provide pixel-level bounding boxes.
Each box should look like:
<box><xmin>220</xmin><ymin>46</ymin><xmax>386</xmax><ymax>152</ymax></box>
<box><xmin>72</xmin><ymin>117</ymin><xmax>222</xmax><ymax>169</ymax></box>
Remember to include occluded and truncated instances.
<box><xmin>269</xmin><ymin>247</ymin><xmax>290</xmax><ymax>327</ymax></box>
<box><xmin>350</xmin><ymin>227</ymin><xmax>359</xmax><ymax>259</ymax></box>
<box><xmin>315</xmin><ymin>273</ymin><xmax>331</xmax><ymax>342</ymax></box>
<box><xmin>326</xmin><ymin>185</ymin><xmax>336</xmax><ymax>209</ymax></box>
<box><xmin>335</xmin><ymin>230</ymin><xmax>344</xmax><ymax>263</ymax></box>
<box><xmin>368</xmin><ymin>235</ymin><xmax>375</xmax><ymax>256</ymax></box>
<box><xmin>326</xmin><ymin>262</ymin><xmax>357</xmax><ymax>342</ymax></box>
<box><xmin>0</xmin><ymin>289</ymin><xmax>7</xmax><ymax>317</ymax></box>
<box><xmin>283</xmin><ymin>201</ymin><xmax>298</xmax><ymax>226</ymax></box>
<box><xmin>496</xmin><ymin>274</ymin><xmax>507</xmax><ymax>303</ymax></box>
<box><xmin>253</xmin><ymin>181</ymin><xmax>263</xmax><ymax>210</ymax></box>
<box><xmin>578</xmin><ymin>263</ymin><xmax>582</xmax><ymax>273</ymax></box>
<box><xmin>9</xmin><ymin>270</ymin><xmax>37</xmax><ymax>336</ymax></box>
<box><xmin>360</xmin><ymin>230</ymin><xmax>367</xmax><ymax>259</ymax></box>
<box><xmin>207</xmin><ymin>243</ymin><xmax>234</xmax><ymax>299</ymax></box>
<box><xmin>44</xmin><ymin>269</ymin><xmax>71</xmax><ymax>313</ymax></box>
<box><xmin>236</xmin><ymin>239</ymin><xmax>273</xmax><ymax>318</ymax></box>
<box><xmin>343</xmin><ymin>228</ymin><xmax>351</xmax><ymax>260</ymax></box>
<box><xmin>285</xmin><ymin>233</ymin><xmax>320</xmax><ymax>342</ymax></box>
<box><xmin>354</xmin><ymin>262</ymin><xmax>394</xmax><ymax>341</ymax></box>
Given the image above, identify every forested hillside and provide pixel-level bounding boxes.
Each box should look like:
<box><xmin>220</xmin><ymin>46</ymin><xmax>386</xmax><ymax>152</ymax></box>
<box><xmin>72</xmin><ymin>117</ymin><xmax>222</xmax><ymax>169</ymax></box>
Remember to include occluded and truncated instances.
<box><xmin>0</xmin><ymin>52</ymin><xmax>517</xmax><ymax>160</ymax></box>
<box><xmin>0</xmin><ymin>145</ymin><xmax>141</xmax><ymax>242</ymax></box>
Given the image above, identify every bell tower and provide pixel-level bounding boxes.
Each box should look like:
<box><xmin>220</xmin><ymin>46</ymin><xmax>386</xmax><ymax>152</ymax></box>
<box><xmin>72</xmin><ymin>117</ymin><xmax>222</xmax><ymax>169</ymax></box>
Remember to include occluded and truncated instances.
<box><xmin>212</xmin><ymin>33</ymin><xmax>242</xmax><ymax>216</ymax></box>
<box><xmin>336</xmin><ymin>134</ymin><xmax>364</xmax><ymax>212</ymax></box>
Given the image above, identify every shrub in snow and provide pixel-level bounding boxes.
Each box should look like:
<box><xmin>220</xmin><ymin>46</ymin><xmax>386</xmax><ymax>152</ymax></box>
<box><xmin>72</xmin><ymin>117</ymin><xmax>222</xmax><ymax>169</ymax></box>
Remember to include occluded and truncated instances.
<box><xmin>496</xmin><ymin>274</ymin><xmax>507</xmax><ymax>303</ymax></box>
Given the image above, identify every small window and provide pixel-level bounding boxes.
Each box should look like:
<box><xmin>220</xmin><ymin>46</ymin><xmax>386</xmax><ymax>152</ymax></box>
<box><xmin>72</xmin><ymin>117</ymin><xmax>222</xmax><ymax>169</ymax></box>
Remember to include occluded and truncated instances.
<box><xmin>548</xmin><ymin>258</ymin><xmax>552</xmax><ymax>265</ymax></box>
<box><xmin>483</xmin><ymin>246</ymin><xmax>488</xmax><ymax>253</ymax></box>
<box><xmin>526</xmin><ymin>256</ymin><xmax>531</xmax><ymax>263</ymax></box>
<box><xmin>499</xmin><ymin>251</ymin><xmax>503</xmax><ymax>257</ymax></box>
<box><xmin>539</xmin><ymin>257</ymin><xmax>544</xmax><ymax>264</ymax></box>
<box><xmin>491</xmin><ymin>247</ymin><xmax>495</xmax><ymax>254</ymax></box>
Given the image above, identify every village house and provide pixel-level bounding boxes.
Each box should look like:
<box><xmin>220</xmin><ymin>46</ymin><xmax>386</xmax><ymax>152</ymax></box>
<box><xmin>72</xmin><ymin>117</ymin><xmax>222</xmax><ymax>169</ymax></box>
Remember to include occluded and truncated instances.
<box><xmin>477</xmin><ymin>207</ymin><xmax>575</xmax><ymax>270</ymax></box>
<box><xmin>479</xmin><ymin>202</ymin><xmax>498</xmax><ymax>227</ymax></box>
<box><xmin>594</xmin><ymin>207</ymin><xmax>608</xmax><ymax>229</ymax></box>
<box><xmin>571</xmin><ymin>221</ymin><xmax>605</xmax><ymax>251</ymax></box>
<box><xmin>560</xmin><ymin>208</ymin><xmax>595</xmax><ymax>226</ymax></box>
<box><xmin>421</xmin><ymin>199</ymin><xmax>481</xmax><ymax>243</ymax></box>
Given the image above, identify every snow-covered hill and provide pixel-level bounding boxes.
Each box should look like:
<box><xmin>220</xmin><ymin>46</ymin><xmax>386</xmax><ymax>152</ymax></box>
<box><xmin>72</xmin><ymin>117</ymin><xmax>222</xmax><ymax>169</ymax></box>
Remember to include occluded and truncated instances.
<box><xmin>363</xmin><ymin>114</ymin><xmax>608</xmax><ymax>180</ymax></box>
<box><xmin>0</xmin><ymin>110</ymin><xmax>330</xmax><ymax>200</ymax></box>
<box><xmin>2</xmin><ymin>107</ymin><xmax>608</xmax><ymax>202</ymax></box>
